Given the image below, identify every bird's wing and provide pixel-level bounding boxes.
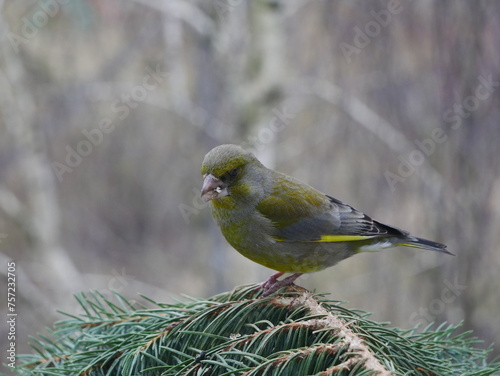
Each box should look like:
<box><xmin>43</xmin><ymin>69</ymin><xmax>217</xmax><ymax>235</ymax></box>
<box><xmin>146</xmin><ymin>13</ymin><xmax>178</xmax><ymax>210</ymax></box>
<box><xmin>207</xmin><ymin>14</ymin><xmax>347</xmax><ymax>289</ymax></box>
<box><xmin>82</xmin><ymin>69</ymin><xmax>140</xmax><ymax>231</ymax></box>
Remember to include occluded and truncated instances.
<box><xmin>257</xmin><ymin>184</ymin><xmax>406</xmax><ymax>242</ymax></box>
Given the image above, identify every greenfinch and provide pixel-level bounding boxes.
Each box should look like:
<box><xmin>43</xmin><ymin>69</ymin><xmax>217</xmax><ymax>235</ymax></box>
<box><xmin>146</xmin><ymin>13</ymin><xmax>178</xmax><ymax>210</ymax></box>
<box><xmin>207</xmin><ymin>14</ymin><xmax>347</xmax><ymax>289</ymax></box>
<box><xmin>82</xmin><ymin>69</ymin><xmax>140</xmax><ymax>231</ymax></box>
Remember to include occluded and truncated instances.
<box><xmin>201</xmin><ymin>144</ymin><xmax>451</xmax><ymax>295</ymax></box>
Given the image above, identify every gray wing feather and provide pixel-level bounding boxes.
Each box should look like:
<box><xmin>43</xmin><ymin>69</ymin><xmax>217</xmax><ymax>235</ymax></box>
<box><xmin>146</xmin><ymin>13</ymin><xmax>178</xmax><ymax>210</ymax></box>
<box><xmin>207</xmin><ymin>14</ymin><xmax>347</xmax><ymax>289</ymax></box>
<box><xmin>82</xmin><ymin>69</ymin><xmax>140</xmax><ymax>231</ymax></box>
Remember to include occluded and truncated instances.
<box><xmin>277</xmin><ymin>195</ymin><xmax>407</xmax><ymax>241</ymax></box>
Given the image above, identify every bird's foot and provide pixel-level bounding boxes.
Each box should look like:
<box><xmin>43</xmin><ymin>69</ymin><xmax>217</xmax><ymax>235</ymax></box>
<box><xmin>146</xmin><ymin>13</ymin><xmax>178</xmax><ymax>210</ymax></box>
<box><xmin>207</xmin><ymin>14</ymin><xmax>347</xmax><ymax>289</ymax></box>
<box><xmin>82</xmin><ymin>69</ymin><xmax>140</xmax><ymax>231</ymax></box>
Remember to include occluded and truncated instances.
<box><xmin>260</xmin><ymin>272</ymin><xmax>303</xmax><ymax>296</ymax></box>
<box><xmin>260</xmin><ymin>272</ymin><xmax>284</xmax><ymax>291</ymax></box>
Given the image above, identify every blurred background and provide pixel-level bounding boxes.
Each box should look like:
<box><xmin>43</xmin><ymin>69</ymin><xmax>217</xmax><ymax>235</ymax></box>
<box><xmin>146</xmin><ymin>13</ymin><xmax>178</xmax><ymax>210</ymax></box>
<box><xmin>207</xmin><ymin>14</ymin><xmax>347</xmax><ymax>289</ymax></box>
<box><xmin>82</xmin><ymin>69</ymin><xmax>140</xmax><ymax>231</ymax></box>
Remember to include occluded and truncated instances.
<box><xmin>1</xmin><ymin>0</ymin><xmax>499</xmax><ymax>366</ymax></box>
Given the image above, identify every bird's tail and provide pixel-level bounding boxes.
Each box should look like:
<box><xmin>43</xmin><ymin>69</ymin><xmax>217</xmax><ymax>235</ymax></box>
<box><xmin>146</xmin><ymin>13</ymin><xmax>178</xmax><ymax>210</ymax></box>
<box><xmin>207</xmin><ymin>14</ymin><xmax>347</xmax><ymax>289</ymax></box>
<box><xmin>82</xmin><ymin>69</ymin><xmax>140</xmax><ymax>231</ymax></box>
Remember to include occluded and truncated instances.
<box><xmin>394</xmin><ymin>236</ymin><xmax>453</xmax><ymax>255</ymax></box>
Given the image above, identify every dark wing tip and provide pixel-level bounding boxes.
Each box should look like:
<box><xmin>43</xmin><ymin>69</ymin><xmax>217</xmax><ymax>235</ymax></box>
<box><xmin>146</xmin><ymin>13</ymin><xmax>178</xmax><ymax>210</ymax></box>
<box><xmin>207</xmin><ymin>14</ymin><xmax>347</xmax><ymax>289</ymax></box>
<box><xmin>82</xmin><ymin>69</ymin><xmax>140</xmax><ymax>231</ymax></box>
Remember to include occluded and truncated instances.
<box><xmin>402</xmin><ymin>236</ymin><xmax>454</xmax><ymax>255</ymax></box>
<box><xmin>324</xmin><ymin>195</ymin><xmax>453</xmax><ymax>255</ymax></box>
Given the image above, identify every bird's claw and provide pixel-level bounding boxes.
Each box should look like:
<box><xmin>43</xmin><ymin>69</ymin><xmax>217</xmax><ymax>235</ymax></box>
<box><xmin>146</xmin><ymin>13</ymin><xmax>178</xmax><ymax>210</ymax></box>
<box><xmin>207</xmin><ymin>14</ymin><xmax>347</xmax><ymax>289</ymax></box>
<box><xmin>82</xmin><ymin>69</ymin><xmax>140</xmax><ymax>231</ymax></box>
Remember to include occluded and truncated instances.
<box><xmin>260</xmin><ymin>272</ymin><xmax>283</xmax><ymax>292</ymax></box>
<box><xmin>259</xmin><ymin>272</ymin><xmax>303</xmax><ymax>296</ymax></box>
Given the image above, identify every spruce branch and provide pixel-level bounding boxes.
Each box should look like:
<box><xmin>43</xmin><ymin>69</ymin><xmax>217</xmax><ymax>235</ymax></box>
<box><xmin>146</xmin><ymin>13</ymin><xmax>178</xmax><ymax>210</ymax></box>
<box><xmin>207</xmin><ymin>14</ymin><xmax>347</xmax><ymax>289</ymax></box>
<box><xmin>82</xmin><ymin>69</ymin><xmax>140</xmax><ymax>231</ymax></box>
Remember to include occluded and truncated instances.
<box><xmin>9</xmin><ymin>285</ymin><xmax>500</xmax><ymax>376</ymax></box>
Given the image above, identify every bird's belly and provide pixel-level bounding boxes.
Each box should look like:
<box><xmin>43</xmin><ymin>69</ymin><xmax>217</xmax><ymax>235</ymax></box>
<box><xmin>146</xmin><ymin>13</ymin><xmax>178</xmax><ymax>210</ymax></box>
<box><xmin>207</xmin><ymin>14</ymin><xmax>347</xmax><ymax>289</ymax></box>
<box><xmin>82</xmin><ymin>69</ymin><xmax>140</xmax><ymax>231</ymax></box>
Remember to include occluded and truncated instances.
<box><xmin>214</xmin><ymin>206</ymin><xmax>356</xmax><ymax>273</ymax></box>
<box><xmin>227</xmin><ymin>233</ymin><xmax>355</xmax><ymax>273</ymax></box>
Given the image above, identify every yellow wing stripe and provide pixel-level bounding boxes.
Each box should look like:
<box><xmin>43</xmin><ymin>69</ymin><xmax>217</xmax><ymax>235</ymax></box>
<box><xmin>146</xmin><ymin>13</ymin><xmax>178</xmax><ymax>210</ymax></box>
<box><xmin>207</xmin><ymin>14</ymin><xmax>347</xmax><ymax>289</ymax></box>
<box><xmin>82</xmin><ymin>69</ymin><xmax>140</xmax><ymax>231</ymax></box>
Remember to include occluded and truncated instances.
<box><xmin>275</xmin><ymin>235</ymin><xmax>377</xmax><ymax>243</ymax></box>
<box><xmin>395</xmin><ymin>243</ymin><xmax>420</xmax><ymax>248</ymax></box>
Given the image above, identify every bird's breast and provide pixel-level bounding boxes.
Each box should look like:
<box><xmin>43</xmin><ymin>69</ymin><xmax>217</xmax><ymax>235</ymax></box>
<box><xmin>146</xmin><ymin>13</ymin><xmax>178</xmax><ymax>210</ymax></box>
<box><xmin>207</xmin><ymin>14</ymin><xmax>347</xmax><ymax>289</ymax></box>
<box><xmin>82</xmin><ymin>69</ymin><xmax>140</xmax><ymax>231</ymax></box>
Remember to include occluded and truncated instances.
<box><xmin>211</xmin><ymin>202</ymin><xmax>275</xmax><ymax>249</ymax></box>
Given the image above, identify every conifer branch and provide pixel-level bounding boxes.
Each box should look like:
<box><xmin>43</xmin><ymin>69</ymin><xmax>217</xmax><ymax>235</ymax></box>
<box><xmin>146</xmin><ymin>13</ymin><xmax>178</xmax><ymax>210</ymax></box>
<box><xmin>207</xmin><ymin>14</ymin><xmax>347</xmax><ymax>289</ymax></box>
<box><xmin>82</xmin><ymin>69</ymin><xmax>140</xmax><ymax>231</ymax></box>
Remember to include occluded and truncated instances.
<box><xmin>8</xmin><ymin>285</ymin><xmax>500</xmax><ymax>376</ymax></box>
<box><xmin>274</xmin><ymin>291</ymin><xmax>391</xmax><ymax>375</ymax></box>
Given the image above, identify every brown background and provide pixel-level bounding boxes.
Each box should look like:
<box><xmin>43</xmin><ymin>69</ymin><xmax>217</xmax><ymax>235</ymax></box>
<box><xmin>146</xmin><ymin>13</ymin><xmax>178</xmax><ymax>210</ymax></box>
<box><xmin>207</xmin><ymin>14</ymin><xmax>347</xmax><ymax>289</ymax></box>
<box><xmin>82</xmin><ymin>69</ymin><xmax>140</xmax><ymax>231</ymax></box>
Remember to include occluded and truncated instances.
<box><xmin>1</xmin><ymin>0</ymin><xmax>499</xmax><ymax>365</ymax></box>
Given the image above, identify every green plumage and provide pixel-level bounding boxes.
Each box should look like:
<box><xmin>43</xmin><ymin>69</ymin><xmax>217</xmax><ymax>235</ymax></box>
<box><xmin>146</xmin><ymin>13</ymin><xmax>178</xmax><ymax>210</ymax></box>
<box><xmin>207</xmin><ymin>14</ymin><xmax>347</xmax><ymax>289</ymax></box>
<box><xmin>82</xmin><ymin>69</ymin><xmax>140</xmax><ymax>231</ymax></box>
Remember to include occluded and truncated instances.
<box><xmin>201</xmin><ymin>145</ymin><xmax>450</xmax><ymax>283</ymax></box>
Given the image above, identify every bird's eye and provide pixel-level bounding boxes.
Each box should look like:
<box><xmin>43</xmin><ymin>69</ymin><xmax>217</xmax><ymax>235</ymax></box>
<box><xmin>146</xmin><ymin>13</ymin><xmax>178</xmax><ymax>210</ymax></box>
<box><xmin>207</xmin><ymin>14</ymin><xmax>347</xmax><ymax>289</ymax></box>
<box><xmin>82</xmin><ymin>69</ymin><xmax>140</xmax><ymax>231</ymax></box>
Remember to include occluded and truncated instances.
<box><xmin>228</xmin><ymin>168</ymin><xmax>239</xmax><ymax>178</ymax></box>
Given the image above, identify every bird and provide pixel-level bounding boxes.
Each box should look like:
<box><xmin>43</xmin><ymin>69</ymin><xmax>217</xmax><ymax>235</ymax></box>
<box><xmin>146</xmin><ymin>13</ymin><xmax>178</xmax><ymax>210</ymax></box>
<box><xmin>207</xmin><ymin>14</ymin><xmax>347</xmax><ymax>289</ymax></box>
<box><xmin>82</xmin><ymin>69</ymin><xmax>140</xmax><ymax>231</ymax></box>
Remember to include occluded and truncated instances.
<box><xmin>201</xmin><ymin>144</ymin><xmax>451</xmax><ymax>296</ymax></box>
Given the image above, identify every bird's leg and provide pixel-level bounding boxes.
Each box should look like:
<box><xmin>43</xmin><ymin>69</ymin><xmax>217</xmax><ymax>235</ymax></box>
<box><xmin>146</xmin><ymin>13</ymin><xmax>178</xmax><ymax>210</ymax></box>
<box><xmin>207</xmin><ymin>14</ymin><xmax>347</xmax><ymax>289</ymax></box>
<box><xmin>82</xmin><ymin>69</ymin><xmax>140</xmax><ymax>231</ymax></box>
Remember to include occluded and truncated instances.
<box><xmin>260</xmin><ymin>272</ymin><xmax>284</xmax><ymax>291</ymax></box>
<box><xmin>261</xmin><ymin>272</ymin><xmax>303</xmax><ymax>296</ymax></box>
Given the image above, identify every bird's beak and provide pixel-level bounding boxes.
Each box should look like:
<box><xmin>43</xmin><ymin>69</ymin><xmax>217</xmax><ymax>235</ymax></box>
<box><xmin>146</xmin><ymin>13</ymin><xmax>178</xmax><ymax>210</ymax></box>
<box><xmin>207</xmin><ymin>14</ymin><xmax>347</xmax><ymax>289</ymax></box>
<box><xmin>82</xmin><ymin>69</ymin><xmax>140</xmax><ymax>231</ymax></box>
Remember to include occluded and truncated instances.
<box><xmin>201</xmin><ymin>174</ymin><xmax>229</xmax><ymax>202</ymax></box>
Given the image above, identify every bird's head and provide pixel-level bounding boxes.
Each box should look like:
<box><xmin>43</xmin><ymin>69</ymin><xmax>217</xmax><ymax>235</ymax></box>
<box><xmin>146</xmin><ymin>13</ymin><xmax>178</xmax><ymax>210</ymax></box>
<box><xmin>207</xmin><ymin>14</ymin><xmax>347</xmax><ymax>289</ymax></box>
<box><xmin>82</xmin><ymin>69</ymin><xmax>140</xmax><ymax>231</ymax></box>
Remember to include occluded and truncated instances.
<box><xmin>201</xmin><ymin>144</ymin><xmax>264</xmax><ymax>203</ymax></box>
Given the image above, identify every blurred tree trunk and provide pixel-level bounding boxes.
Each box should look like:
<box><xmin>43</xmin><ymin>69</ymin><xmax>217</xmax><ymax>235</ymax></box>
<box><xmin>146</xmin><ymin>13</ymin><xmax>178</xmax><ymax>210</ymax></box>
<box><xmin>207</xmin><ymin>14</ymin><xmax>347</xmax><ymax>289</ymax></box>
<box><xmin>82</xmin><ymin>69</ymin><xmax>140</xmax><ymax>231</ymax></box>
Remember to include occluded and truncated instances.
<box><xmin>239</xmin><ymin>0</ymin><xmax>286</xmax><ymax>169</ymax></box>
<box><xmin>0</xmin><ymin>12</ymin><xmax>83</xmax><ymax>298</ymax></box>
<box><xmin>433</xmin><ymin>0</ymin><xmax>498</xmax><ymax>348</ymax></box>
